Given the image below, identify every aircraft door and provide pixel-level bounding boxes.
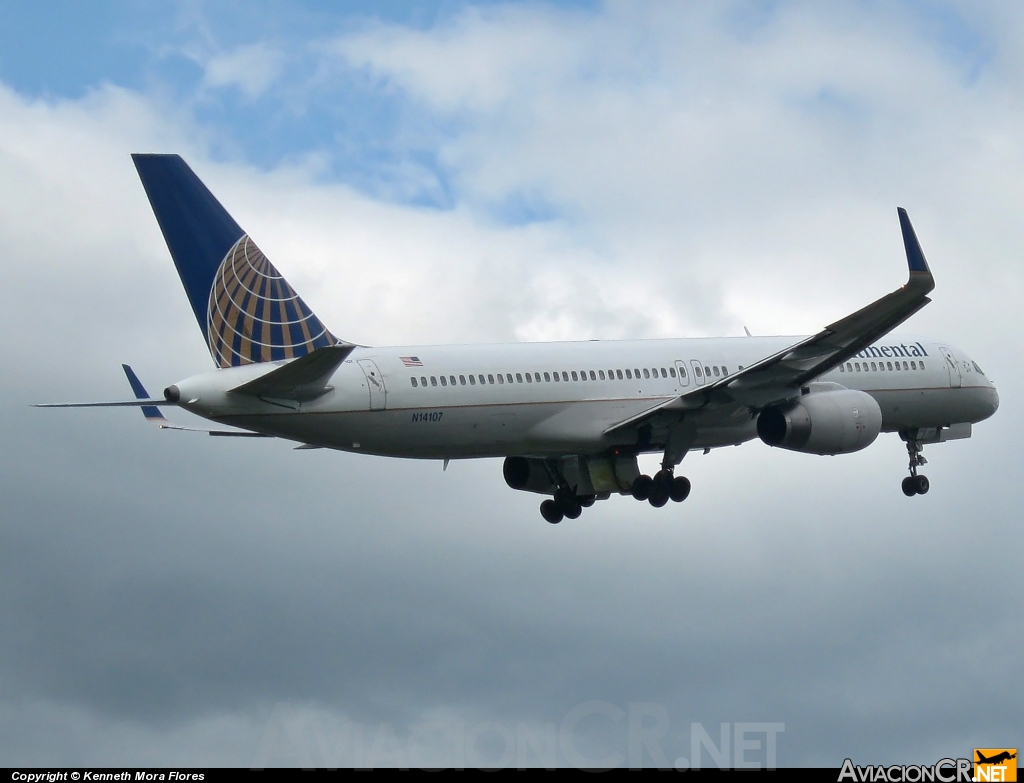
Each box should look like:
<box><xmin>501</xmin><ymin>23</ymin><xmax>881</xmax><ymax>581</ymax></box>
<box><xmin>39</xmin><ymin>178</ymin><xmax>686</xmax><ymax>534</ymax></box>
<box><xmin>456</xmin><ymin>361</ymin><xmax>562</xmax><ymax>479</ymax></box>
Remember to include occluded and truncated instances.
<box><xmin>674</xmin><ymin>360</ymin><xmax>690</xmax><ymax>388</ymax></box>
<box><xmin>690</xmin><ymin>360</ymin><xmax>706</xmax><ymax>386</ymax></box>
<box><xmin>357</xmin><ymin>358</ymin><xmax>387</xmax><ymax>409</ymax></box>
<box><xmin>938</xmin><ymin>346</ymin><xmax>962</xmax><ymax>388</ymax></box>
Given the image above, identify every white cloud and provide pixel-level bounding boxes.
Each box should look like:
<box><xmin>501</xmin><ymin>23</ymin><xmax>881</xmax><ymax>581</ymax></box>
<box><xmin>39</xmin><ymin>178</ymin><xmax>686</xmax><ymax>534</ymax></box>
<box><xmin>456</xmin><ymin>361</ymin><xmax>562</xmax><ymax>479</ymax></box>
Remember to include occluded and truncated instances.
<box><xmin>202</xmin><ymin>43</ymin><xmax>286</xmax><ymax>98</ymax></box>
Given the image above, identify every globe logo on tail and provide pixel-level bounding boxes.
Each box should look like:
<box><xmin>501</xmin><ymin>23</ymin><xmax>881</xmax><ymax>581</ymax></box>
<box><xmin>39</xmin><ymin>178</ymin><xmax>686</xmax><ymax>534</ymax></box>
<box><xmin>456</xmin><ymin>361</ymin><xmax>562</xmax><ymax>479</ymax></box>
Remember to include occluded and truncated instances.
<box><xmin>206</xmin><ymin>235</ymin><xmax>336</xmax><ymax>368</ymax></box>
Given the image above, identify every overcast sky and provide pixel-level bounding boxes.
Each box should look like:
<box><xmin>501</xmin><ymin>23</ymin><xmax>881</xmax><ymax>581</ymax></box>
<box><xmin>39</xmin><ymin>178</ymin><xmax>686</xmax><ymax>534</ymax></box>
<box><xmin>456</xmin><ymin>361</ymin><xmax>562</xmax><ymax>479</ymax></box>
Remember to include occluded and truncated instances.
<box><xmin>0</xmin><ymin>0</ymin><xmax>1021</xmax><ymax>769</ymax></box>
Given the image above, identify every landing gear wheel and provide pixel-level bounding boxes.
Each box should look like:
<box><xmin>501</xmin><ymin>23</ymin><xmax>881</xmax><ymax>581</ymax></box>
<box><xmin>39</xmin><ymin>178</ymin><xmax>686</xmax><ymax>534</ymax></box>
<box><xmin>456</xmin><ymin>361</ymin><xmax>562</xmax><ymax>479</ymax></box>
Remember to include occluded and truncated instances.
<box><xmin>579</xmin><ymin>496</ymin><xmax>596</xmax><ymax>508</ymax></box>
<box><xmin>648</xmin><ymin>491</ymin><xmax>669</xmax><ymax>508</ymax></box>
<box><xmin>632</xmin><ymin>475</ymin><xmax>653</xmax><ymax>501</ymax></box>
<box><xmin>914</xmin><ymin>474</ymin><xmax>929</xmax><ymax>495</ymax></box>
<box><xmin>563</xmin><ymin>503</ymin><xmax>583</xmax><ymax>519</ymax></box>
<box><xmin>902</xmin><ymin>476</ymin><xmax>917</xmax><ymax>497</ymax></box>
<box><xmin>670</xmin><ymin>475</ymin><xmax>691</xmax><ymax>502</ymax></box>
<box><xmin>540</xmin><ymin>499</ymin><xmax>563</xmax><ymax>524</ymax></box>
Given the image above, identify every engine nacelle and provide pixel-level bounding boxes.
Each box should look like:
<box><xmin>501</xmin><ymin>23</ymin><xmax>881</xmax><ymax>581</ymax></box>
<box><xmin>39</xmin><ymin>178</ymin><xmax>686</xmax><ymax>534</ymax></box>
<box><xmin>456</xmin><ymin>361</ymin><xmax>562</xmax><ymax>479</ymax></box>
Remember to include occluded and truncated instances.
<box><xmin>503</xmin><ymin>455</ymin><xmax>640</xmax><ymax>496</ymax></box>
<box><xmin>757</xmin><ymin>389</ymin><xmax>882</xmax><ymax>455</ymax></box>
<box><xmin>503</xmin><ymin>457</ymin><xmax>557</xmax><ymax>495</ymax></box>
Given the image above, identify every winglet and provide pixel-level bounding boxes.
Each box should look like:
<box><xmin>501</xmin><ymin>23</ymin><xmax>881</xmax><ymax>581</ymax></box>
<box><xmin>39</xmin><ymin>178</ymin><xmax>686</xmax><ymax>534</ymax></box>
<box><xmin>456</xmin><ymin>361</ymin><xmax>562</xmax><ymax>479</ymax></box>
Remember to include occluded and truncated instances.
<box><xmin>897</xmin><ymin>208</ymin><xmax>934</xmax><ymax>287</ymax></box>
<box><xmin>122</xmin><ymin>364</ymin><xmax>169</xmax><ymax>423</ymax></box>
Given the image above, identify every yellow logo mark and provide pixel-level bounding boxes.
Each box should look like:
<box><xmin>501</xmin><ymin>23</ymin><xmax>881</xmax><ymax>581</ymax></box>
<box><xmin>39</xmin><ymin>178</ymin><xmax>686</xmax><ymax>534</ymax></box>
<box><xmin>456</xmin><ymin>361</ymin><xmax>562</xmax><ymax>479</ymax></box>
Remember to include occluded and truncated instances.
<box><xmin>974</xmin><ymin>749</ymin><xmax>1017</xmax><ymax>782</ymax></box>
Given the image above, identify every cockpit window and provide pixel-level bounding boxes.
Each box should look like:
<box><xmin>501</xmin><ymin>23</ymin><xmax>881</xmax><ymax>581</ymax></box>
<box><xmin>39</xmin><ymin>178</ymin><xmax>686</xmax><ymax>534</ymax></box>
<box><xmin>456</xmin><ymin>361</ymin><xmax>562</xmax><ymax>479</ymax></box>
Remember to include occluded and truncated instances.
<box><xmin>973</xmin><ymin>361</ymin><xmax>985</xmax><ymax>375</ymax></box>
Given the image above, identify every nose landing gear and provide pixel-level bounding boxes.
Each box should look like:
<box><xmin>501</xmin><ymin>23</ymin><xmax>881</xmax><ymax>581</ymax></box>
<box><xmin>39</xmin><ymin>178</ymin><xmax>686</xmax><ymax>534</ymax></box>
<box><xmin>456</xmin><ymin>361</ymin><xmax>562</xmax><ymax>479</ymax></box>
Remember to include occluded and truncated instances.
<box><xmin>900</xmin><ymin>430</ymin><xmax>930</xmax><ymax>496</ymax></box>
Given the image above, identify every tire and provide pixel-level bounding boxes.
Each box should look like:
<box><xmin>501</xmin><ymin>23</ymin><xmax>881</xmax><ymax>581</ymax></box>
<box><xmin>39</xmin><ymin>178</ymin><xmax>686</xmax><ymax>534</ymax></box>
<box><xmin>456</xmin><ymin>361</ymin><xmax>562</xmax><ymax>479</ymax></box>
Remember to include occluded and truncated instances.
<box><xmin>540</xmin><ymin>499</ymin><xmax>563</xmax><ymax>524</ymax></box>
<box><xmin>632</xmin><ymin>475</ymin><xmax>653</xmax><ymax>501</ymax></box>
<box><xmin>915</xmin><ymin>475</ymin><xmax>930</xmax><ymax>495</ymax></box>
<box><xmin>670</xmin><ymin>476</ymin><xmax>691</xmax><ymax>502</ymax></box>
<box><xmin>579</xmin><ymin>496</ymin><xmax>596</xmax><ymax>508</ymax></box>
<box><xmin>649</xmin><ymin>489</ymin><xmax>669</xmax><ymax>508</ymax></box>
<box><xmin>902</xmin><ymin>477</ymin><xmax>917</xmax><ymax>497</ymax></box>
<box><xmin>564</xmin><ymin>503</ymin><xmax>583</xmax><ymax>520</ymax></box>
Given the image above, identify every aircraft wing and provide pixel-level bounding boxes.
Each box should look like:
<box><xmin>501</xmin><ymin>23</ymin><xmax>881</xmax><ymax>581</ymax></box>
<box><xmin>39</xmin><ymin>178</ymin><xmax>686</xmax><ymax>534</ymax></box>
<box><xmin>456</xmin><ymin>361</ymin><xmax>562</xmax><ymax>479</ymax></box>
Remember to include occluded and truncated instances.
<box><xmin>606</xmin><ymin>208</ymin><xmax>935</xmax><ymax>434</ymax></box>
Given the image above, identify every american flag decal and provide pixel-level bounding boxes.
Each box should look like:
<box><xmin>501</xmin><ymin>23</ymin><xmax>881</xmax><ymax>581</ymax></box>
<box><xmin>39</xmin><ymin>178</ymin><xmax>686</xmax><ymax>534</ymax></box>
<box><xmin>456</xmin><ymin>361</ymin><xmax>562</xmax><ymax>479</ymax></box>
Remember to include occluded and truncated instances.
<box><xmin>400</xmin><ymin>356</ymin><xmax>423</xmax><ymax>367</ymax></box>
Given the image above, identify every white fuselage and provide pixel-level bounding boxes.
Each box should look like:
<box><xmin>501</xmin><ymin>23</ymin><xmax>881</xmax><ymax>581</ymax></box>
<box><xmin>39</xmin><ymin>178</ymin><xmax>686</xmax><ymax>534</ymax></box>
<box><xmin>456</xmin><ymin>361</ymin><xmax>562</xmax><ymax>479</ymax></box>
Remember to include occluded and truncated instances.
<box><xmin>170</xmin><ymin>334</ymin><xmax>998</xmax><ymax>460</ymax></box>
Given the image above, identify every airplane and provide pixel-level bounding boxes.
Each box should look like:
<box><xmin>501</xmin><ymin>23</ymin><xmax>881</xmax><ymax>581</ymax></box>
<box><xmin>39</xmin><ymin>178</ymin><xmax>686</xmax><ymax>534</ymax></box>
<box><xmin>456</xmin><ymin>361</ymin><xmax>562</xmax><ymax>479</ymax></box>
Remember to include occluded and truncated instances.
<box><xmin>975</xmin><ymin>751</ymin><xmax>1016</xmax><ymax>765</ymax></box>
<box><xmin>38</xmin><ymin>154</ymin><xmax>999</xmax><ymax>523</ymax></box>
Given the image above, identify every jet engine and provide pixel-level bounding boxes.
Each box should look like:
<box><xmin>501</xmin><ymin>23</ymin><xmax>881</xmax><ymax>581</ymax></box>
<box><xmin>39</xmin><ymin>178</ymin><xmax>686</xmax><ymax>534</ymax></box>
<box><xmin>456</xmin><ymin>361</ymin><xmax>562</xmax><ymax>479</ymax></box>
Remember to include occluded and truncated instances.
<box><xmin>756</xmin><ymin>389</ymin><xmax>883</xmax><ymax>455</ymax></box>
<box><xmin>503</xmin><ymin>457</ymin><xmax>557</xmax><ymax>495</ymax></box>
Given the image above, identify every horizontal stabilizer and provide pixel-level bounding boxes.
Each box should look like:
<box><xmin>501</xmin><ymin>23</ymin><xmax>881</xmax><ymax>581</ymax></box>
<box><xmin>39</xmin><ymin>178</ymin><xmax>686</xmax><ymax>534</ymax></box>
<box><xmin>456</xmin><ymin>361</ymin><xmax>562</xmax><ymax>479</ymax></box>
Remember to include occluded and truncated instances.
<box><xmin>230</xmin><ymin>343</ymin><xmax>356</xmax><ymax>401</ymax></box>
<box><xmin>34</xmin><ymin>399</ymin><xmax>177</xmax><ymax>408</ymax></box>
<box><xmin>122</xmin><ymin>364</ymin><xmax>169</xmax><ymax>424</ymax></box>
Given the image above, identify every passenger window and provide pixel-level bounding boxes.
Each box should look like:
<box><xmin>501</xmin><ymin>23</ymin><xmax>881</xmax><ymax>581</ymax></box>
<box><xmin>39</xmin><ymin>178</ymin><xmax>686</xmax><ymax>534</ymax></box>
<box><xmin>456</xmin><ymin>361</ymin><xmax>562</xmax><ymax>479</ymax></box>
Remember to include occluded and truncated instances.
<box><xmin>839</xmin><ymin>364</ymin><xmax>845</xmax><ymax>373</ymax></box>
<box><xmin>449</xmin><ymin>376</ymin><xmax>456</xmax><ymax>385</ymax></box>
<box><xmin>440</xmin><ymin>376</ymin><xmax>448</xmax><ymax>386</ymax></box>
<box><xmin>870</xmin><ymin>363</ymin><xmax>876</xmax><ymax>371</ymax></box>
<box><xmin>526</xmin><ymin>374</ymin><xmax>532</xmax><ymax>383</ymax></box>
<box><xmin>487</xmin><ymin>374</ymin><xmax>494</xmax><ymax>384</ymax></box>
<box><xmin>625</xmin><ymin>369</ymin><xmax>633</xmax><ymax>379</ymax></box>
<box><xmin>634</xmin><ymin>369</ymin><xmax>641</xmax><ymax>378</ymax></box>
<box><xmin>846</xmin><ymin>364</ymin><xmax>852</xmax><ymax>372</ymax></box>
<box><xmin>411</xmin><ymin>377</ymin><xmax>418</xmax><ymax>387</ymax></box>
<box><xmin>431</xmin><ymin>376</ymin><xmax>437</xmax><ymax>386</ymax></box>
<box><xmin>515</xmin><ymin>373</ymin><xmax>523</xmax><ymax>383</ymax></box>
<box><xmin>535</xmin><ymin>373</ymin><xmax>541</xmax><ymax>382</ymax></box>
<box><xmin>421</xmin><ymin>376</ymin><xmax>427</xmax><ymax>386</ymax></box>
<box><xmin>910</xmin><ymin>362</ymin><xmax>916</xmax><ymax>370</ymax></box>
<box><xmin>479</xmin><ymin>374</ymin><xmax>486</xmax><ymax>384</ymax></box>
<box><xmin>695</xmin><ymin>366</ymin><xmax>703</xmax><ymax>377</ymax></box>
<box><xmin>704</xmin><ymin>366</ymin><xmax>711</xmax><ymax>376</ymax></box>
<box><xmin>469</xmin><ymin>375</ymin><xmax>476</xmax><ymax>385</ymax></box>
<box><xmin>616</xmin><ymin>370</ymin><xmax>623</xmax><ymax>379</ymax></box>
<box><xmin>713</xmin><ymin>367</ymin><xmax>720</xmax><ymax>377</ymax></box>
<box><xmin>920</xmin><ymin>361</ymin><xmax>925</xmax><ymax>370</ymax></box>
<box><xmin>589</xmin><ymin>371</ymin><xmax>596</xmax><ymax>380</ymax></box>
<box><xmin>551</xmin><ymin>372</ymin><xmax>558</xmax><ymax>382</ymax></box>
<box><xmin>571</xmin><ymin>371</ymin><xmax>578</xmax><ymax>381</ymax></box>
<box><xmin>669</xmin><ymin>367</ymin><xmax>676</xmax><ymax>377</ymax></box>
<box><xmin>599</xmin><ymin>370</ymin><xmax>606</xmax><ymax>380</ymax></box>
<box><xmin>886</xmin><ymin>362</ymin><xmax>892</xmax><ymax>371</ymax></box>
<box><xmin>460</xmin><ymin>375</ymin><xmax>467</xmax><ymax>385</ymax></box>
<box><xmin>661</xmin><ymin>368</ymin><xmax>668</xmax><ymax>378</ymax></box>
<box><xmin>497</xmin><ymin>374</ymin><xmax>504</xmax><ymax>384</ymax></box>
<box><xmin>642</xmin><ymin>369</ymin><xmax>650</xmax><ymax>379</ymax></box>
<box><xmin>902</xmin><ymin>362</ymin><xmax>908</xmax><ymax>371</ymax></box>
<box><xmin>544</xmin><ymin>372</ymin><xmax>551</xmax><ymax>382</ymax></box>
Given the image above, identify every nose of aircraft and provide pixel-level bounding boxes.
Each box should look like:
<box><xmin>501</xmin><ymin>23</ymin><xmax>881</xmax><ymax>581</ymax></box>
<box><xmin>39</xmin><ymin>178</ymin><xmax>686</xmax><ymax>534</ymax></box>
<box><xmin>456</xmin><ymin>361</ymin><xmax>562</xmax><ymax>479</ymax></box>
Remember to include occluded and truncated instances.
<box><xmin>985</xmin><ymin>382</ymin><xmax>1000</xmax><ymax>419</ymax></box>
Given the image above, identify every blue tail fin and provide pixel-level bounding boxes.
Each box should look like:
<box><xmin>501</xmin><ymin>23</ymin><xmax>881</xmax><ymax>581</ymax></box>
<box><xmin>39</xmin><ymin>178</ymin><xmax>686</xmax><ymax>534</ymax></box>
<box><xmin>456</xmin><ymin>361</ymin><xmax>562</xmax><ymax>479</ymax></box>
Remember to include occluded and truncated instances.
<box><xmin>132</xmin><ymin>154</ymin><xmax>337</xmax><ymax>368</ymax></box>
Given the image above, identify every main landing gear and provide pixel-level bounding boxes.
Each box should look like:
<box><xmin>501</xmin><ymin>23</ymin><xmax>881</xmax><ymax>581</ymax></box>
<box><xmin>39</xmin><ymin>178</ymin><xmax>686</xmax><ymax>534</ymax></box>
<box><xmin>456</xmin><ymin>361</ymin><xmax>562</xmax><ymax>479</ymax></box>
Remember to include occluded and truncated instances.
<box><xmin>631</xmin><ymin>469</ymin><xmax>691</xmax><ymax>507</ymax></box>
<box><xmin>540</xmin><ymin>486</ymin><xmax>596</xmax><ymax>524</ymax></box>
<box><xmin>900</xmin><ymin>430</ymin><xmax>930</xmax><ymax>497</ymax></box>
